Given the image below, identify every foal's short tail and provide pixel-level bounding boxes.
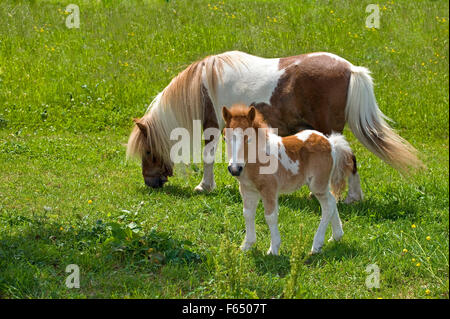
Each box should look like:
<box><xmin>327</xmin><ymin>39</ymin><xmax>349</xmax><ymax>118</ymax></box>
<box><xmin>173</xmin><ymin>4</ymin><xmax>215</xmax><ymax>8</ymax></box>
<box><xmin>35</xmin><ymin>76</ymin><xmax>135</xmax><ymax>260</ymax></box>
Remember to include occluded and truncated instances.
<box><xmin>329</xmin><ymin>134</ymin><xmax>355</xmax><ymax>199</ymax></box>
<box><xmin>345</xmin><ymin>65</ymin><xmax>424</xmax><ymax>174</ymax></box>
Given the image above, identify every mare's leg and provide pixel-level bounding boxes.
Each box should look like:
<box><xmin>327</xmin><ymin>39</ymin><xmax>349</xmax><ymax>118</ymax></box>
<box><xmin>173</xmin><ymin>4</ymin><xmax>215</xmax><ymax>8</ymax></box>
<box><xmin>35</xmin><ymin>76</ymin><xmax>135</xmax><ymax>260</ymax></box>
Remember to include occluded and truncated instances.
<box><xmin>195</xmin><ymin>100</ymin><xmax>219</xmax><ymax>192</ymax></box>
<box><xmin>240</xmin><ymin>185</ymin><xmax>260</xmax><ymax>251</ymax></box>
<box><xmin>344</xmin><ymin>155</ymin><xmax>364</xmax><ymax>204</ymax></box>
<box><xmin>261</xmin><ymin>188</ymin><xmax>281</xmax><ymax>255</ymax></box>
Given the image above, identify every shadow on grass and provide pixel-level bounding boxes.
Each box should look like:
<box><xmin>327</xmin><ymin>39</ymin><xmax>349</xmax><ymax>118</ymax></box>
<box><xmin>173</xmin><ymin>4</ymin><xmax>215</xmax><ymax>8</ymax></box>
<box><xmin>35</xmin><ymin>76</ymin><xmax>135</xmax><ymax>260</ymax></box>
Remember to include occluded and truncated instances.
<box><xmin>249</xmin><ymin>249</ymin><xmax>291</xmax><ymax>277</ymax></box>
<box><xmin>0</xmin><ymin>214</ymin><xmax>205</xmax><ymax>297</ymax></box>
<box><xmin>280</xmin><ymin>192</ymin><xmax>419</xmax><ymax>221</ymax></box>
<box><xmin>138</xmin><ymin>183</ymin><xmax>223</xmax><ymax>199</ymax></box>
<box><xmin>304</xmin><ymin>241</ymin><xmax>362</xmax><ymax>266</ymax></box>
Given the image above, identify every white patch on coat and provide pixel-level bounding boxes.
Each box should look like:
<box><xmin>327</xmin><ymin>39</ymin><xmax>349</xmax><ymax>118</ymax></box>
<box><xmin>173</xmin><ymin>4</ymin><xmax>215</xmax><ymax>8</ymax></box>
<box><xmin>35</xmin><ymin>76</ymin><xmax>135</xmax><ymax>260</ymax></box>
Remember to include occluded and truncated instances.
<box><xmin>295</xmin><ymin>130</ymin><xmax>326</xmax><ymax>142</ymax></box>
<box><xmin>202</xmin><ymin>51</ymin><xmax>285</xmax><ymax>122</ymax></box>
<box><xmin>267</xmin><ymin>133</ymin><xmax>299</xmax><ymax>174</ymax></box>
<box><xmin>307</xmin><ymin>52</ymin><xmax>351</xmax><ymax>65</ymax></box>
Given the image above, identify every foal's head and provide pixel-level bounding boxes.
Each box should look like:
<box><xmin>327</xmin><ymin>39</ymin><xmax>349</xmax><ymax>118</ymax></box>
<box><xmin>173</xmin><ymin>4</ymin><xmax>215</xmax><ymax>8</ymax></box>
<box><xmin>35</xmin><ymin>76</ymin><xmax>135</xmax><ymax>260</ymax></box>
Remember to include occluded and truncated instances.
<box><xmin>222</xmin><ymin>104</ymin><xmax>267</xmax><ymax>176</ymax></box>
<box><xmin>127</xmin><ymin>117</ymin><xmax>173</xmax><ymax>188</ymax></box>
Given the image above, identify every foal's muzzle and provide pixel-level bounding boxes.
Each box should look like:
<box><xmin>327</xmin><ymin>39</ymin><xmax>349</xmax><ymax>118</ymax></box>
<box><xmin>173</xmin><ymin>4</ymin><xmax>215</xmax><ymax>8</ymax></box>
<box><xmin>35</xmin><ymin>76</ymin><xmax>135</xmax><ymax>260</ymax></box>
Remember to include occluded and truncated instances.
<box><xmin>228</xmin><ymin>164</ymin><xmax>243</xmax><ymax>177</ymax></box>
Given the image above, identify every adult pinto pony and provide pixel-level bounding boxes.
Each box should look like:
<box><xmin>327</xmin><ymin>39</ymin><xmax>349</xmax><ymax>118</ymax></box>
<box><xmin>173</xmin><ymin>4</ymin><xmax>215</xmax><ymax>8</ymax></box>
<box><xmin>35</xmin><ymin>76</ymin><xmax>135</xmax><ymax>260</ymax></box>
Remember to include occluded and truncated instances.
<box><xmin>127</xmin><ymin>51</ymin><xmax>422</xmax><ymax>194</ymax></box>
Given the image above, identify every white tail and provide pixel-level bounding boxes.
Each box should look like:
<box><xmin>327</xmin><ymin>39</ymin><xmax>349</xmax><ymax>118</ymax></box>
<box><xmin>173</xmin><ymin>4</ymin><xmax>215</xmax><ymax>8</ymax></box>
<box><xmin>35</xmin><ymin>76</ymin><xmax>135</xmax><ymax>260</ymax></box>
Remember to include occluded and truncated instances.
<box><xmin>345</xmin><ymin>65</ymin><xmax>423</xmax><ymax>174</ymax></box>
<box><xmin>329</xmin><ymin>133</ymin><xmax>355</xmax><ymax>199</ymax></box>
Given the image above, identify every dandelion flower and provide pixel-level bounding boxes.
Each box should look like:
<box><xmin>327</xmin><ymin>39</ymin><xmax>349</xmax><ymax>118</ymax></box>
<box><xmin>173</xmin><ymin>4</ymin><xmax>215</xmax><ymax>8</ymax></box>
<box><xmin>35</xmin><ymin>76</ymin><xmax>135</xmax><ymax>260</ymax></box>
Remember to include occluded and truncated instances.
<box><xmin>412</xmin><ymin>258</ymin><xmax>416</xmax><ymax>262</ymax></box>
<box><xmin>416</xmin><ymin>262</ymin><xmax>421</xmax><ymax>267</ymax></box>
<box><xmin>88</xmin><ymin>199</ymin><xmax>93</xmax><ymax>204</ymax></box>
<box><xmin>411</xmin><ymin>224</ymin><xmax>416</xmax><ymax>228</ymax></box>
<box><xmin>402</xmin><ymin>248</ymin><xmax>408</xmax><ymax>253</ymax></box>
<box><xmin>425</xmin><ymin>289</ymin><xmax>430</xmax><ymax>295</ymax></box>
<box><xmin>60</xmin><ymin>226</ymin><xmax>64</xmax><ymax>231</ymax></box>
<box><xmin>426</xmin><ymin>236</ymin><xmax>431</xmax><ymax>240</ymax></box>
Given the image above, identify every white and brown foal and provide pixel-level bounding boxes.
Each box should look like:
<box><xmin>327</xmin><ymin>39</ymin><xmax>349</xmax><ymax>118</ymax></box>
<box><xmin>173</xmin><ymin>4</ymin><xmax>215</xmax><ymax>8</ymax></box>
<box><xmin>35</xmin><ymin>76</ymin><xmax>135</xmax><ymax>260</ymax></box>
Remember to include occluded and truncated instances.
<box><xmin>222</xmin><ymin>104</ymin><xmax>359</xmax><ymax>255</ymax></box>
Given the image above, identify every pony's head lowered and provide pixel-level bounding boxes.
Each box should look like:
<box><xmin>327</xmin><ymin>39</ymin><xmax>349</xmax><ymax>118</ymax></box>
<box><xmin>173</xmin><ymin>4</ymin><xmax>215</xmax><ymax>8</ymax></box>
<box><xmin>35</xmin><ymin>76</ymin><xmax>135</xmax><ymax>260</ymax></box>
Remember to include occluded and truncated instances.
<box><xmin>127</xmin><ymin>116</ymin><xmax>173</xmax><ymax>188</ymax></box>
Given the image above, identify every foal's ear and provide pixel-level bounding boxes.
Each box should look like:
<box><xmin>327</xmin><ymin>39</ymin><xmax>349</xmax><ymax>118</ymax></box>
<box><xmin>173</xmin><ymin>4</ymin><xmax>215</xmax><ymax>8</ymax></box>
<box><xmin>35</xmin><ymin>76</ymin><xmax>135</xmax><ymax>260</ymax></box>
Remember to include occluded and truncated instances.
<box><xmin>222</xmin><ymin>106</ymin><xmax>231</xmax><ymax>123</ymax></box>
<box><xmin>133</xmin><ymin>118</ymin><xmax>148</xmax><ymax>138</ymax></box>
<box><xmin>248</xmin><ymin>106</ymin><xmax>256</xmax><ymax>123</ymax></box>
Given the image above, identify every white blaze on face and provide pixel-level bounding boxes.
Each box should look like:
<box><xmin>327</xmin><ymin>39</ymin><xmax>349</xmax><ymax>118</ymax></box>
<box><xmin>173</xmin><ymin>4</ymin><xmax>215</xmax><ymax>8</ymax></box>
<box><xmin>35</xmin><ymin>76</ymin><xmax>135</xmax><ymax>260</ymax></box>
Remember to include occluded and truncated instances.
<box><xmin>225</xmin><ymin>128</ymin><xmax>245</xmax><ymax>167</ymax></box>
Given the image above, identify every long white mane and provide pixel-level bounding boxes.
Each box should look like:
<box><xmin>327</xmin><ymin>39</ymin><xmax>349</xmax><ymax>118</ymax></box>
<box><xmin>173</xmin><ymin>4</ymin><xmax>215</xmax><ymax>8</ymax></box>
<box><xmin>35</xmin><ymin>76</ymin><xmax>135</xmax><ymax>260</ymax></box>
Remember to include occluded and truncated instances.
<box><xmin>126</xmin><ymin>51</ymin><xmax>245</xmax><ymax>163</ymax></box>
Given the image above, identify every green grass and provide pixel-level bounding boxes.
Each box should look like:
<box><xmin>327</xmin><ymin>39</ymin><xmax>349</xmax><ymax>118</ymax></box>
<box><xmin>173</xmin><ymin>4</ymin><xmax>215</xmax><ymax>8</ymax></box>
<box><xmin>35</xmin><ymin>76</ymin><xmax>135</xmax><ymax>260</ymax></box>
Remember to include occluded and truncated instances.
<box><xmin>0</xmin><ymin>0</ymin><xmax>448</xmax><ymax>299</ymax></box>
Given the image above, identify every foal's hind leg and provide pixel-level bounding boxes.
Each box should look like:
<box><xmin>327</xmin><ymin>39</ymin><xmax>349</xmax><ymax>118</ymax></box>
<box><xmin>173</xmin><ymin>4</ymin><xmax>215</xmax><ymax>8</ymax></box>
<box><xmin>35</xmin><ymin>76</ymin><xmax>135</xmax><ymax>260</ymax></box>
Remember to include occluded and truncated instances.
<box><xmin>309</xmin><ymin>176</ymin><xmax>344</xmax><ymax>253</ymax></box>
<box><xmin>344</xmin><ymin>156</ymin><xmax>364</xmax><ymax>204</ymax></box>
<box><xmin>311</xmin><ymin>191</ymin><xmax>343</xmax><ymax>253</ymax></box>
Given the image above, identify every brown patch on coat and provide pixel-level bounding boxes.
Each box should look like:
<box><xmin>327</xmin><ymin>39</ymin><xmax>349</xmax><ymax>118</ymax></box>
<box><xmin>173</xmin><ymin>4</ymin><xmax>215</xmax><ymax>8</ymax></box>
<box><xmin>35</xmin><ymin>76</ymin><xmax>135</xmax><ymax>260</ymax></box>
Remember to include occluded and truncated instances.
<box><xmin>252</xmin><ymin>53</ymin><xmax>351</xmax><ymax>136</ymax></box>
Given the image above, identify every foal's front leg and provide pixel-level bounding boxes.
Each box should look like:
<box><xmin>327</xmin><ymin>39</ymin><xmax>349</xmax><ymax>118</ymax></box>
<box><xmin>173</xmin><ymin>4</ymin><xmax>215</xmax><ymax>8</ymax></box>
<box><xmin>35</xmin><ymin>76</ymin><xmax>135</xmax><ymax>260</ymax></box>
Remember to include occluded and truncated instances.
<box><xmin>240</xmin><ymin>185</ymin><xmax>260</xmax><ymax>251</ymax></box>
<box><xmin>261</xmin><ymin>190</ymin><xmax>281</xmax><ymax>255</ymax></box>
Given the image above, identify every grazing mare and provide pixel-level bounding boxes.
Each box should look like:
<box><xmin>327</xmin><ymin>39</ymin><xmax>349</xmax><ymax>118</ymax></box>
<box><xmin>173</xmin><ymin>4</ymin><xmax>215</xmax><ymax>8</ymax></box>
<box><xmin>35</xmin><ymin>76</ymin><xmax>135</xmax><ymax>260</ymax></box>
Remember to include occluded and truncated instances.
<box><xmin>222</xmin><ymin>104</ymin><xmax>357</xmax><ymax>254</ymax></box>
<box><xmin>127</xmin><ymin>51</ymin><xmax>422</xmax><ymax>194</ymax></box>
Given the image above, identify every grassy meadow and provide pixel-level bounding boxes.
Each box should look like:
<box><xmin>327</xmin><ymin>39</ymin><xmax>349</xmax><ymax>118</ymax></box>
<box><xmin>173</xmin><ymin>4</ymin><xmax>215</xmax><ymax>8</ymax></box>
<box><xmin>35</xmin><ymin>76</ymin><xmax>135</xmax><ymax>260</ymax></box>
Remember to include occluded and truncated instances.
<box><xmin>0</xmin><ymin>0</ymin><xmax>448</xmax><ymax>298</ymax></box>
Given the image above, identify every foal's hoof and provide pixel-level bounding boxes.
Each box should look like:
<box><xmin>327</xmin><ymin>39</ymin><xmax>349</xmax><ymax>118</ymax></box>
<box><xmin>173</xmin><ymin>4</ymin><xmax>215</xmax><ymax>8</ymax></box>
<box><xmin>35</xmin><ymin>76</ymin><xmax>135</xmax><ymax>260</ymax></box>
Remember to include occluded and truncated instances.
<box><xmin>194</xmin><ymin>182</ymin><xmax>216</xmax><ymax>193</ymax></box>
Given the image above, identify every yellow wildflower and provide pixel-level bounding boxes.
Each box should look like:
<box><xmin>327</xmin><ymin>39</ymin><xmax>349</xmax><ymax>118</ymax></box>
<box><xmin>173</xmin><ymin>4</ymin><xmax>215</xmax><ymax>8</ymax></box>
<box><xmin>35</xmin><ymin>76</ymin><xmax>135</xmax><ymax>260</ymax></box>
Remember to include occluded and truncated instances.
<box><xmin>88</xmin><ymin>199</ymin><xmax>93</xmax><ymax>204</ymax></box>
<box><xmin>426</xmin><ymin>236</ymin><xmax>431</xmax><ymax>240</ymax></box>
<box><xmin>411</xmin><ymin>224</ymin><xmax>416</xmax><ymax>228</ymax></box>
<box><xmin>402</xmin><ymin>248</ymin><xmax>408</xmax><ymax>253</ymax></box>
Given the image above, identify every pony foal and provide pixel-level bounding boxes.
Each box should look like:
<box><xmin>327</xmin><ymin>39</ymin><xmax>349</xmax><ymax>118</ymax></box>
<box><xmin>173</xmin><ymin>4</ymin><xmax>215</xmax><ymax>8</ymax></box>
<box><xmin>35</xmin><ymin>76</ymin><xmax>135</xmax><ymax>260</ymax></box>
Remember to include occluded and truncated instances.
<box><xmin>222</xmin><ymin>104</ymin><xmax>359</xmax><ymax>254</ymax></box>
